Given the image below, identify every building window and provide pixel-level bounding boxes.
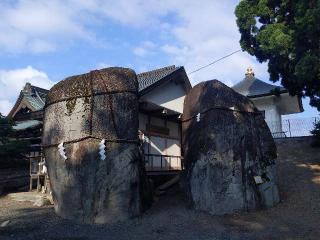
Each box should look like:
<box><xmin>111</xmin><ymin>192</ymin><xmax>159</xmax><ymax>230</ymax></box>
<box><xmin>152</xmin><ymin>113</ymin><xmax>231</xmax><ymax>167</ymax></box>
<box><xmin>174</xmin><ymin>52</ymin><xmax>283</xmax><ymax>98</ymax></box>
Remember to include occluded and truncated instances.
<box><xmin>146</xmin><ymin>124</ymin><xmax>170</xmax><ymax>136</ymax></box>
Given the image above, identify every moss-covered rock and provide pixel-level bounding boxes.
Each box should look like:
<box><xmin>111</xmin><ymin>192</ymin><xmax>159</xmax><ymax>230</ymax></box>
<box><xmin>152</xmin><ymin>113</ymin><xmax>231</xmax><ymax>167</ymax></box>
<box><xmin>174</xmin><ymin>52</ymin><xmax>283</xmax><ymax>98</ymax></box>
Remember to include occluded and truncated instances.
<box><xmin>42</xmin><ymin>67</ymin><xmax>152</xmax><ymax>224</ymax></box>
<box><xmin>182</xmin><ymin>80</ymin><xmax>279</xmax><ymax>215</ymax></box>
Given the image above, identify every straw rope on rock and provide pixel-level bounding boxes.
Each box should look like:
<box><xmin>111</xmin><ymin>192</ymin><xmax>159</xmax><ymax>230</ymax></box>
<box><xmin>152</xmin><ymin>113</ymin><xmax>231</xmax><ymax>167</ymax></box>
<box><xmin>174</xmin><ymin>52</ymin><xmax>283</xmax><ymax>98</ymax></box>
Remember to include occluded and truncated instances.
<box><xmin>182</xmin><ymin>80</ymin><xmax>279</xmax><ymax>215</ymax></box>
<box><xmin>42</xmin><ymin>67</ymin><xmax>152</xmax><ymax>224</ymax></box>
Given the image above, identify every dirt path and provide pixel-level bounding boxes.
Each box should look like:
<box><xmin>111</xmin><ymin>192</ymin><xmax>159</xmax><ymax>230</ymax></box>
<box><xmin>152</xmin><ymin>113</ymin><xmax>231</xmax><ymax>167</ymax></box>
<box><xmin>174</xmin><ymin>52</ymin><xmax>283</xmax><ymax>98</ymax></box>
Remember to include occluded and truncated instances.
<box><xmin>0</xmin><ymin>138</ymin><xmax>319</xmax><ymax>240</ymax></box>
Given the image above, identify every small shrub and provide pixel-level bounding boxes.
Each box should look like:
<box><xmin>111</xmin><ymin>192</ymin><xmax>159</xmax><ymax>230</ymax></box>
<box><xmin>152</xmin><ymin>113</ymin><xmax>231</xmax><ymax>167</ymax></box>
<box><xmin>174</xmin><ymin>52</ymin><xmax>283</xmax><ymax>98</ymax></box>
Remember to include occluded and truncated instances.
<box><xmin>311</xmin><ymin>119</ymin><xmax>320</xmax><ymax>147</ymax></box>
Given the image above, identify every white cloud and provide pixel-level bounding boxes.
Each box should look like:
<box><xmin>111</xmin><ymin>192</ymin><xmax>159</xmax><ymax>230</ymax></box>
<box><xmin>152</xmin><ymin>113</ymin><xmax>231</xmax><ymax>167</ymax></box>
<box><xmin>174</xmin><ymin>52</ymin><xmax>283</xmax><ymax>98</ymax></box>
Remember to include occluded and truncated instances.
<box><xmin>0</xmin><ymin>0</ymin><xmax>269</xmax><ymax>87</ymax></box>
<box><xmin>0</xmin><ymin>0</ymin><xmax>174</xmax><ymax>53</ymax></box>
<box><xmin>92</xmin><ymin>0</ymin><xmax>269</xmax><ymax>86</ymax></box>
<box><xmin>0</xmin><ymin>1</ymin><xmax>309</xmax><ymax>116</ymax></box>
<box><xmin>157</xmin><ymin>1</ymin><xmax>270</xmax><ymax>86</ymax></box>
<box><xmin>0</xmin><ymin>1</ymin><xmax>271</xmax><ymax>81</ymax></box>
<box><xmin>0</xmin><ymin>66</ymin><xmax>54</xmax><ymax>115</ymax></box>
<box><xmin>133</xmin><ymin>41</ymin><xmax>157</xmax><ymax>57</ymax></box>
<box><xmin>93</xmin><ymin>0</ymin><xmax>177</xmax><ymax>27</ymax></box>
<box><xmin>0</xmin><ymin>0</ymin><xmax>101</xmax><ymax>53</ymax></box>
<box><xmin>0</xmin><ymin>100</ymin><xmax>13</xmax><ymax>116</ymax></box>
<box><xmin>96</xmin><ymin>62</ymin><xmax>112</xmax><ymax>69</ymax></box>
<box><xmin>29</xmin><ymin>40</ymin><xmax>56</xmax><ymax>53</ymax></box>
<box><xmin>133</xmin><ymin>47</ymin><xmax>147</xmax><ymax>57</ymax></box>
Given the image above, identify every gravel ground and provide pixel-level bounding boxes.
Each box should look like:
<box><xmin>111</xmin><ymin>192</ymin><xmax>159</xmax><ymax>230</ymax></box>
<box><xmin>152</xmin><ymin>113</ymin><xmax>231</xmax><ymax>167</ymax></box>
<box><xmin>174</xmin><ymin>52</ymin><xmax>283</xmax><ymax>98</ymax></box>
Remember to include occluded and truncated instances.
<box><xmin>0</xmin><ymin>139</ymin><xmax>319</xmax><ymax>240</ymax></box>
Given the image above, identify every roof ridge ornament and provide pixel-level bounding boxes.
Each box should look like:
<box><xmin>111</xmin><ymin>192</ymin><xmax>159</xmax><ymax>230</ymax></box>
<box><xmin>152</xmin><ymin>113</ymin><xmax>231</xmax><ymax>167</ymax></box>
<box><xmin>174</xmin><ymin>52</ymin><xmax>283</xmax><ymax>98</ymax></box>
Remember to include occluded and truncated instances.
<box><xmin>245</xmin><ymin>67</ymin><xmax>255</xmax><ymax>78</ymax></box>
<box><xmin>22</xmin><ymin>82</ymin><xmax>32</xmax><ymax>94</ymax></box>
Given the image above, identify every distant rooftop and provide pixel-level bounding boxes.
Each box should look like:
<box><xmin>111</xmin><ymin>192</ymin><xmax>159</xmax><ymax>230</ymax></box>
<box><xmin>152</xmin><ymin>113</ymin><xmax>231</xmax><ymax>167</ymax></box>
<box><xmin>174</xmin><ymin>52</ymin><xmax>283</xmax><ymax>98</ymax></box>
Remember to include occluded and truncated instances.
<box><xmin>232</xmin><ymin>67</ymin><xmax>287</xmax><ymax>98</ymax></box>
<box><xmin>137</xmin><ymin>65</ymin><xmax>181</xmax><ymax>92</ymax></box>
<box><xmin>7</xmin><ymin>83</ymin><xmax>49</xmax><ymax>118</ymax></box>
<box><xmin>22</xmin><ymin>83</ymin><xmax>48</xmax><ymax>110</ymax></box>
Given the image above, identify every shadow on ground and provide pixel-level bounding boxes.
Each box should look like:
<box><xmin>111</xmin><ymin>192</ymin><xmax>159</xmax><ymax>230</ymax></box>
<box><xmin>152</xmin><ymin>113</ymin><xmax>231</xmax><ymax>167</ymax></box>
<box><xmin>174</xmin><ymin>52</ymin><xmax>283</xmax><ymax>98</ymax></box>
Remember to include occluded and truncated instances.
<box><xmin>0</xmin><ymin>137</ymin><xmax>319</xmax><ymax>240</ymax></box>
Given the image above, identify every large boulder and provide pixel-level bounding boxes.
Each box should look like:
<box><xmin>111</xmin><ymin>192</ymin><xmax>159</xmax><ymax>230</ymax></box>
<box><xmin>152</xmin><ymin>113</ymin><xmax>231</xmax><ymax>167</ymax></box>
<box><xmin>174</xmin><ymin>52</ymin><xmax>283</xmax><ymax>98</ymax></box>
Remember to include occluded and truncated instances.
<box><xmin>182</xmin><ymin>80</ymin><xmax>279</xmax><ymax>215</ymax></box>
<box><xmin>42</xmin><ymin>67</ymin><xmax>152</xmax><ymax>224</ymax></box>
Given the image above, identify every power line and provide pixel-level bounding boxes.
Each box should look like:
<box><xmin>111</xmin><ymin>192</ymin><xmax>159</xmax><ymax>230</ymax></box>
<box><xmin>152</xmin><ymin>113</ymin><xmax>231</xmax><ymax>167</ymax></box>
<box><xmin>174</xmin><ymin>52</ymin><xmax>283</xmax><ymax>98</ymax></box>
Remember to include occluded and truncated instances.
<box><xmin>187</xmin><ymin>49</ymin><xmax>242</xmax><ymax>75</ymax></box>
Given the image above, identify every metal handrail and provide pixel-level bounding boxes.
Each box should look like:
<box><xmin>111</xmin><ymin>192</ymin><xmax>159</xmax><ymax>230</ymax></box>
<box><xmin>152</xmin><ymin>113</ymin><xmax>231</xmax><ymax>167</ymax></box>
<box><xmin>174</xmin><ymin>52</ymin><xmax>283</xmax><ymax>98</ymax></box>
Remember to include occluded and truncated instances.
<box><xmin>144</xmin><ymin>154</ymin><xmax>184</xmax><ymax>171</ymax></box>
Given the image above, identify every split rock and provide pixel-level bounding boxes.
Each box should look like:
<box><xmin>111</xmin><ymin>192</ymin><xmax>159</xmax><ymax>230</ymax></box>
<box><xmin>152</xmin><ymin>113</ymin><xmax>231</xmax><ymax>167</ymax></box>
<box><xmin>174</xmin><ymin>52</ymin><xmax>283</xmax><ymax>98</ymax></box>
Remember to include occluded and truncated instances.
<box><xmin>182</xmin><ymin>80</ymin><xmax>279</xmax><ymax>215</ymax></box>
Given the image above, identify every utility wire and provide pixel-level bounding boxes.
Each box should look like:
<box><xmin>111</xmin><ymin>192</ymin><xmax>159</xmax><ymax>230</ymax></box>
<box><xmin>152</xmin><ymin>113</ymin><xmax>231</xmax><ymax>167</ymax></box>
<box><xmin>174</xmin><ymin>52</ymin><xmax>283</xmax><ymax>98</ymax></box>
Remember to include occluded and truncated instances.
<box><xmin>187</xmin><ymin>49</ymin><xmax>242</xmax><ymax>75</ymax></box>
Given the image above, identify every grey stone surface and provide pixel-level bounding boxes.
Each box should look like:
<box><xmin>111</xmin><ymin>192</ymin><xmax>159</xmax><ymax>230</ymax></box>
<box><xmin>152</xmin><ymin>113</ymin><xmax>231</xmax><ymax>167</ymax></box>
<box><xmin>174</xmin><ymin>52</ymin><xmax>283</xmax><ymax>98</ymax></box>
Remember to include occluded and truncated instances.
<box><xmin>42</xmin><ymin>67</ymin><xmax>152</xmax><ymax>224</ymax></box>
<box><xmin>182</xmin><ymin>80</ymin><xmax>279</xmax><ymax>215</ymax></box>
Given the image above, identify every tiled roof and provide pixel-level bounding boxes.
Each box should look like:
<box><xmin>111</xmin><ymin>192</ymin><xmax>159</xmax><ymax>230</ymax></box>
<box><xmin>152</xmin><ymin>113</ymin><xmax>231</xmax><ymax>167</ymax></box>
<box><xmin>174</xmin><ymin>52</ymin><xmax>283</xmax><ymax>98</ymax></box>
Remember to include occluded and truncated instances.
<box><xmin>137</xmin><ymin>65</ymin><xmax>181</xmax><ymax>92</ymax></box>
<box><xmin>232</xmin><ymin>76</ymin><xmax>287</xmax><ymax>97</ymax></box>
<box><xmin>22</xmin><ymin>83</ymin><xmax>48</xmax><ymax>110</ymax></box>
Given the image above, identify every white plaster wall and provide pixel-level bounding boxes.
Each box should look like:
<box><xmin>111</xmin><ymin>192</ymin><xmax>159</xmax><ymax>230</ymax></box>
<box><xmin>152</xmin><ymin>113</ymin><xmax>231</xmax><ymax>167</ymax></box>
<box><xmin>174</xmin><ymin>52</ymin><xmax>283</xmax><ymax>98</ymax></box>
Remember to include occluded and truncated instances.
<box><xmin>138</xmin><ymin>112</ymin><xmax>181</xmax><ymax>169</ymax></box>
<box><xmin>251</xmin><ymin>96</ymin><xmax>282</xmax><ymax>133</ymax></box>
<box><xmin>140</xmin><ymin>81</ymin><xmax>186</xmax><ymax>113</ymax></box>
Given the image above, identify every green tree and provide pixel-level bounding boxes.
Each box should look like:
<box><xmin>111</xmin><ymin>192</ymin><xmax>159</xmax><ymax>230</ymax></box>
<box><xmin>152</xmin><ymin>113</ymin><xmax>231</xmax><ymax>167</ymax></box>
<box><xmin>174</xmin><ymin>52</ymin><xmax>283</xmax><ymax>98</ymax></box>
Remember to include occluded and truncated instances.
<box><xmin>311</xmin><ymin>119</ymin><xmax>320</xmax><ymax>147</ymax></box>
<box><xmin>235</xmin><ymin>0</ymin><xmax>320</xmax><ymax>109</ymax></box>
<box><xmin>0</xmin><ymin>113</ymin><xmax>29</xmax><ymax>168</ymax></box>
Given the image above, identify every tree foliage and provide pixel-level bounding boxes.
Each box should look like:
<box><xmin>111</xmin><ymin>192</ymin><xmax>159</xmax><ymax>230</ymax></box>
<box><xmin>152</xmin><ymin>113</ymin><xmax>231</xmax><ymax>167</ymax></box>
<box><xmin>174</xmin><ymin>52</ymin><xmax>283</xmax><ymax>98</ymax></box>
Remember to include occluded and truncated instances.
<box><xmin>235</xmin><ymin>0</ymin><xmax>320</xmax><ymax>109</ymax></box>
<box><xmin>0</xmin><ymin>113</ymin><xmax>29</xmax><ymax>168</ymax></box>
<box><xmin>311</xmin><ymin>119</ymin><xmax>320</xmax><ymax>147</ymax></box>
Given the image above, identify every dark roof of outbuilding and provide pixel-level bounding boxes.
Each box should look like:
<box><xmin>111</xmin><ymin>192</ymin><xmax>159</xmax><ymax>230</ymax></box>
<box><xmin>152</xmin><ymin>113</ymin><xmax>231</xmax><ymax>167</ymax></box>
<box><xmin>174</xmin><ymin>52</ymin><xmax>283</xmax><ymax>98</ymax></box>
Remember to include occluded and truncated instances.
<box><xmin>137</xmin><ymin>65</ymin><xmax>181</xmax><ymax>92</ymax></box>
<box><xmin>232</xmin><ymin>69</ymin><xmax>304</xmax><ymax>112</ymax></box>
<box><xmin>232</xmin><ymin>70</ymin><xmax>287</xmax><ymax>98</ymax></box>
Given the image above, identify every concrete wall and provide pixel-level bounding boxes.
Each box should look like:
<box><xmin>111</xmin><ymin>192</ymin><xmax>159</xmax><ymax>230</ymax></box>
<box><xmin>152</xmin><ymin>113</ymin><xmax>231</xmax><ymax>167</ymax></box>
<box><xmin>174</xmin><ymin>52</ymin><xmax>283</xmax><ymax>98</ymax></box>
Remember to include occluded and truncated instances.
<box><xmin>140</xmin><ymin>81</ymin><xmax>186</xmax><ymax>114</ymax></box>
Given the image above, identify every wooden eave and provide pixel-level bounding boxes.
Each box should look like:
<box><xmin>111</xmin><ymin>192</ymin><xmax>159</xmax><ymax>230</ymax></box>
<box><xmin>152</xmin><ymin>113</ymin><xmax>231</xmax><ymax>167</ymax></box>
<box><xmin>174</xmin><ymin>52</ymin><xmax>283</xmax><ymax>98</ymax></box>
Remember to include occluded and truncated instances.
<box><xmin>7</xmin><ymin>93</ymin><xmax>37</xmax><ymax>119</ymax></box>
<box><xmin>139</xmin><ymin>67</ymin><xmax>192</xmax><ymax>97</ymax></box>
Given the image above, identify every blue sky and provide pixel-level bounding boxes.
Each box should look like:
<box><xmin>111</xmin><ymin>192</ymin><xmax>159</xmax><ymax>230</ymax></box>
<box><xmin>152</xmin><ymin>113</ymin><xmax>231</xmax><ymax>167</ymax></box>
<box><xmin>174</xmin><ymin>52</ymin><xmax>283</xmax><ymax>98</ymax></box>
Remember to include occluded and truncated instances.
<box><xmin>0</xmin><ymin>0</ymin><xmax>318</xmax><ymax>119</ymax></box>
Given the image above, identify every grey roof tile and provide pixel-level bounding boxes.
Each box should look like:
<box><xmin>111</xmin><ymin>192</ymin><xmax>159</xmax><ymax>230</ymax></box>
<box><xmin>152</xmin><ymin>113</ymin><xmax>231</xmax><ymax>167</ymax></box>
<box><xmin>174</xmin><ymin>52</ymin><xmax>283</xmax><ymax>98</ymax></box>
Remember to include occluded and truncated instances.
<box><xmin>137</xmin><ymin>65</ymin><xmax>180</xmax><ymax>91</ymax></box>
<box><xmin>232</xmin><ymin>76</ymin><xmax>287</xmax><ymax>97</ymax></box>
<box><xmin>22</xmin><ymin>83</ymin><xmax>48</xmax><ymax>110</ymax></box>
